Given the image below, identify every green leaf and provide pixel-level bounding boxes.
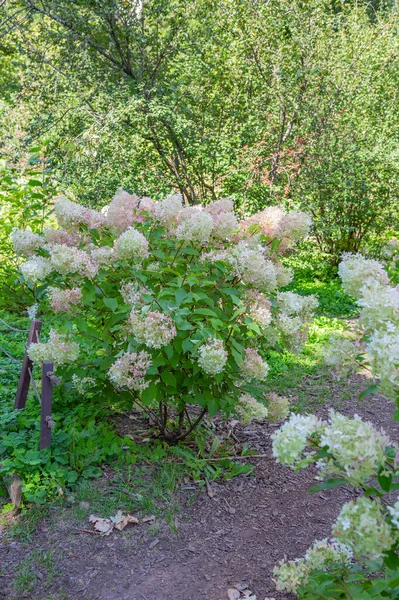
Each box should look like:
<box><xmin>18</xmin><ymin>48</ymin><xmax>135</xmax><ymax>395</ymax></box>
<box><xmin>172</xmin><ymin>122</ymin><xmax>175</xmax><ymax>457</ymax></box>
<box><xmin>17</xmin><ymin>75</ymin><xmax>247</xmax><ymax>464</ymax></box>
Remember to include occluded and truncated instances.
<box><xmin>161</xmin><ymin>372</ymin><xmax>177</xmax><ymax>388</ymax></box>
<box><xmin>175</xmin><ymin>289</ymin><xmax>187</xmax><ymax>306</ymax></box>
<box><xmin>359</xmin><ymin>384</ymin><xmax>379</xmax><ymax>400</ymax></box>
<box><xmin>103</xmin><ymin>297</ymin><xmax>118</xmax><ymax>312</ymax></box>
<box><xmin>309</xmin><ymin>478</ymin><xmax>347</xmax><ymax>493</ymax></box>
<box><xmin>378</xmin><ymin>472</ymin><xmax>392</xmax><ymax>492</ymax></box>
<box><xmin>141</xmin><ymin>383</ymin><xmax>160</xmax><ymax>405</ymax></box>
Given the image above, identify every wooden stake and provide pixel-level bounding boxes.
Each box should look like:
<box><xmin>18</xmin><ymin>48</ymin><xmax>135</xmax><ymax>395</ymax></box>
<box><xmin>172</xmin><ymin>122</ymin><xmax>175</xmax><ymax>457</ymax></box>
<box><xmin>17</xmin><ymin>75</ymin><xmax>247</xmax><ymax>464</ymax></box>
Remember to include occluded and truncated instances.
<box><xmin>14</xmin><ymin>320</ymin><xmax>42</xmax><ymax>409</ymax></box>
<box><xmin>40</xmin><ymin>361</ymin><xmax>53</xmax><ymax>450</ymax></box>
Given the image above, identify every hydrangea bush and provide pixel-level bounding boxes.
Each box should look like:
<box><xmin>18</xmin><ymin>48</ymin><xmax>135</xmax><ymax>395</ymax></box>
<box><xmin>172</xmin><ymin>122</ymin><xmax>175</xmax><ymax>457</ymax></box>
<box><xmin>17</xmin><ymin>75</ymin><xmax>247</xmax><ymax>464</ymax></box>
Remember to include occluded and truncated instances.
<box><xmin>273</xmin><ymin>252</ymin><xmax>399</xmax><ymax>598</ymax></box>
<box><xmin>14</xmin><ymin>191</ymin><xmax>316</xmax><ymax>442</ymax></box>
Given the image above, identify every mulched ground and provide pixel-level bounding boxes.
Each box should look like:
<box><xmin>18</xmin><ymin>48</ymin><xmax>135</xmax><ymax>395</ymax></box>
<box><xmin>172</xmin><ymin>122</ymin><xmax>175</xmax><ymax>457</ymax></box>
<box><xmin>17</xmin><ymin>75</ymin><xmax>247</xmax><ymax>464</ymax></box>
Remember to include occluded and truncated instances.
<box><xmin>1</xmin><ymin>371</ymin><xmax>398</xmax><ymax>600</ymax></box>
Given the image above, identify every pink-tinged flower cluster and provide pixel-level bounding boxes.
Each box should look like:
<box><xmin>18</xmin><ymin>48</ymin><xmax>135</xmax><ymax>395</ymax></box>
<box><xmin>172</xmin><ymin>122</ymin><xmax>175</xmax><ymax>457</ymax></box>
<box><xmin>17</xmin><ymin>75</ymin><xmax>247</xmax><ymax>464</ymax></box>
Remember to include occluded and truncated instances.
<box><xmin>50</xmin><ymin>244</ymin><xmax>98</xmax><ymax>278</ymax></box>
<box><xmin>113</xmin><ymin>227</ymin><xmax>149</xmax><ymax>262</ymax></box>
<box><xmin>232</xmin><ymin>242</ymin><xmax>278</xmax><ymax>291</ymax></box>
<box><xmin>154</xmin><ymin>194</ymin><xmax>183</xmax><ymax>228</ymax></box>
<box><xmin>276</xmin><ymin>211</ymin><xmax>312</xmax><ymax>245</ymax></box>
<box><xmin>139</xmin><ymin>196</ymin><xmax>157</xmax><ymax>217</ymax></box>
<box><xmin>11</xmin><ymin>228</ymin><xmax>43</xmax><ymax>257</ymax></box>
<box><xmin>175</xmin><ymin>207</ymin><xmax>214</xmax><ymax>244</ymax></box>
<box><xmin>129</xmin><ymin>310</ymin><xmax>176</xmax><ymax>348</ymax></box>
<box><xmin>44</xmin><ymin>227</ymin><xmax>78</xmax><ymax>246</ymax></box>
<box><xmin>108</xmin><ymin>351</ymin><xmax>152</xmax><ymax>392</ymax></box>
<box><xmin>48</xmin><ymin>287</ymin><xmax>82</xmax><ymax>312</ymax></box>
<box><xmin>240</xmin><ymin>206</ymin><xmax>285</xmax><ymax>238</ymax></box>
<box><xmin>239</xmin><ymin>207</ymin><xmax>312</xmax><ymax>249</ymax></box>
<box><xmin>28</xmin><ymin>329</ymin><xmax>80</xmax><ymax>367</ymax></box>
<box><xmin>265</xmin><ymin>392</ymin><xmax>290</xmax><ymax>423</ymax></box>
<box><xmin>241</xmin><ymin>348</ymin><xmax>269</xmax><ymax>381</ymax></box>
<box><xmin>204</xmin><ymin>198</ymin><xmax>238</xmax><ymax>240</ymax></box>
<box><xmin>20</xmin><ymin>256</ymin><xmax>53</xmax><ymax>284</ymax></box>
<box><xmin>54</xmin><ymin>196</ymin><xmax>105</xmax><ymax>230</ymax></box>
<box><xmin>105</xmin><ymin>189</ymin><xmax>142</xmax><ymax>233</ymax></box>
<box><xmin>244</xmin><ymin>290</ymin><xmax>272</xmax><ymax>327</ymax></box>
<box><xmin>197</xmin><ymin>338</ymin><xmax>228</xmax><ymax>375</ymax></box>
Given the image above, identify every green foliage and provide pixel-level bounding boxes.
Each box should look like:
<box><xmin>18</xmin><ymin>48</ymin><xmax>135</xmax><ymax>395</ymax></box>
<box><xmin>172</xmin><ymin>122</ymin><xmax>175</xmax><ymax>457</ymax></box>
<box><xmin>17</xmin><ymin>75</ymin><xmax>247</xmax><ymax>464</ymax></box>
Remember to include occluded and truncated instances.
<box><xmin>1</xmin><ymin>1</ymin><xmax>399</xmax><ymax>258</ymax></box>
<box><xmin>0</xmin><ymin>148</ymin><xmax>56</xmax><ymax>308</ymax></box>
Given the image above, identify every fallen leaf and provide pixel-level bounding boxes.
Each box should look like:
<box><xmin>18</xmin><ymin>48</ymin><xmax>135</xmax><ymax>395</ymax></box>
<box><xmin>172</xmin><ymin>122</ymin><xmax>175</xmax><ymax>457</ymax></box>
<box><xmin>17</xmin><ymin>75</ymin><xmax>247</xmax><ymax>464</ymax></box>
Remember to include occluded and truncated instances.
<box><xmin>149</xmin><ymin>538</ymin><xmax>160</xmax><ymax>549</ymax></box>
<box><xmin>89</xmin><ymin>515</ymin><xmax>114</xmax><ymax>536</ymax></box>
<box><xmin>205</xmin><ymin>478</ymin><xmax>215</xmax><ymax>498</ymax></box>
<box><xmin>142</xmin><ymin>515</ymin><xmax>156</xmax><ymax>523</ymax></box>
<box><xmin>227</xmin><ymin>589</ymin><xmax>240</xmax><ymax>600</ymax></box>
<box><xmin>79</xmin><ymin>501</ymin><xmax>90</xmax><ymax>510</ymax></box>
<box><xmin>114</xmin><ymin>513</ymin><xmax>139</xmax><ymax>531</ymax></box>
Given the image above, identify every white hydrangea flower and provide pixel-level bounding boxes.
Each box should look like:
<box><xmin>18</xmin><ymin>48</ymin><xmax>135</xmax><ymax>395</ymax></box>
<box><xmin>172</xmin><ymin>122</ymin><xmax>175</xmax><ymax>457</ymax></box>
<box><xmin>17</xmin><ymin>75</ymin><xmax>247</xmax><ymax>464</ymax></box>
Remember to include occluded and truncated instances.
<box><xmin>333</xmin><ymin>497</ymin><xmax>395</xmax><ymax>560</ymax></box>
<box><xmin>323</xmin><ymin>334</ymin><xmax>363</xmax><ymax>379</ymax></box>
<box><xmin>240</xmin><ymin>348</ymin><xmax>269</xmax><ymax>381</ymax></box>
<box><xmin>11</xmin><ymin>228</ymin><xmax>43</xmax><ymax>257</ymax></box>
<box><xmin>197</xmin><ymin>338</ymin><xmax>228</xmax><ymax>375</ymax></box>
<box><xmin>154</xmin><ymin>194</ymin><xmax>183</xmax><ymax>228</ymax></box>
<box><xmin>338</xmin><ymin>253</ymin><xmax>389</xmax><ymax>298</ymax></box>
<box><xmin>28</xmin><ymin>329</ymin><xmax>79</xmax><ymax>367</ymax></box>
<box><xmin>236</xmin><ymin>394</ymin><xmax>268</xmax><ymax>424</ymax></box>
<box><xmin>129</xmin><ymin>310</ymin><xmax>176</xmax><ymax>349</ymax></box>
<box><xmin>231</xmin><ymin>241</ymin><xmax>278</xmax><ymax>292</ymax></box>
<box><xmin>367</xmin><ymin>329</ymin><xmax>399</xmax><ymax>395</ymax></box>
<box><xmin>277</xmin><ymin>291</ymin><xmax>318</xmax><ymax>317</ymax></box>
<box><xmin>357</xmin><ymin>279</ymin><xmax>399</xmax><ymax>332</ymax></box>
<box><xmin>120</xmin><ymin>281</ymin><xmax>150</xmax><ymax>306</ymax></box>
<box><xmin>50</xmin><ymin>244</ymin><xmax>98</xmax><ymax>278</ymax></box>
<box><xmin>387</xmin><ymin>498</ymin><xmax>399</xmax><ymax>529</ymax></box>
<box><xmin>175</xmin><ymin>207</ymin><xmax>214</xmax><ymax>244</ymax></box>
<box><xmin>275</xmin><ymin>265</ymin><xmax>294</xmax><ymax>287</ymax></box>
<box><xmin>319</xmin><ymin>410</ymin><xmax>390</xmax><ymax>484</ymax></box>
<box><xmin>113</xmin><ymin>227</ymin><xmax>149</xmax><ymax>262</ymax></box>
<box><xmin>20</xmin><ymin>256</ymin><xmax>53</xmax><ymax>284</ymax></box>
<box><xmin>273</xmin><ymin>538</ymin><xmax>352</xmax><ymax>594</ymax></box>
<box><xmin>265</xmin><ymin>392</ymin><xmax>290</xmax><ymax>423</ymax></box>
<box><xmin>272</xmin><ymin>413</ymin><xmax>323</xmax><ymax>466</ymax></box>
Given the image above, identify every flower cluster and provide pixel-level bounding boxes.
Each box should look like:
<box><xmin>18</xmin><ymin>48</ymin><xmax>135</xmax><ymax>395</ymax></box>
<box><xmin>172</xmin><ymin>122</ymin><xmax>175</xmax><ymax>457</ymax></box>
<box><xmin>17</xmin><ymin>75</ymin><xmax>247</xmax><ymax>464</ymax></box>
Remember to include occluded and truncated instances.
<box><xmin>129</xmin><ymin>310</ymin><xmax>176</xmax><ymax>349</ymax></box>
<box><xmin>204</xmin><ymin>198</ymin><xmax>238</xmax><ymax>239</ymax></box>
<box><xmin>105</xmin><ymin>189</ymin><xmax>141</xmax><ymax>233</ymax></box>
<box><xmin>236</xmin><ymin>394</ymin><xmax>268</xmax><ymax>424</ymax></box>
<box><xmin>20</xmin><ymin>256</ymin><xmax>53</xmax><ymax>284</ymax></box>
<box><xmin>197</xmin><ymin>338</ymin><xmax>228</xmax><ymax>375</ymax></box>
<box><xmin>272</xmin><ymin>414</ymin><xmax>323</xmax><ymax>466</ymax></box>
<box><xmin>12</xmin><ymin>228</ymin><xmax>43</xmax><ymax>257</ymax></box>
<box><xmin>54</xmin><ymin>196</ymin><xmax>105</xmax><ymax>230</ymax></box>
<box><xmin>108</xmin><ymin>351</ymin><xmax>152</xmax><ymax>391</ymax></box>
<box><xmin>239</xmin><ymin>206</ymin><xmax>312</xmax><ymax>249</ymax></box>
<box><xmin>276</xmin><ymin>291</ymin><xmax>318</xmax><ymax>318</ymax></box>
<box><xmin>28</xmin><ymin>329</ymin><xmax>80</xmax><ymax>367</ymax></box>
<box><xmin>48</xmin><ymin>287</ymin><xmax>82</xmax><ymax>312</ymax></box>
<box><xmin>154</xmin><ymin>194</ymin><xmax>183</xmax><ymax>228</ymax></box>
<box><xmin>50</xmin><ymin>244</ymin><xmax>98</xmax><ymax>278</ymax></box>
<box><xmin>113</xmin><ymin>227</ymin><xmax>149</xmax><ymax>262</ymax></box>
<box><xmin>319</xmin><ymin>410</ymin><xmax>390</xmax><ymax>484</ymax></box>
<box><xmin>71</xmin><ymin>374</ymin><xmax>96</xmax><ymax>394</ymax></box>
<box><xmin>338</xmin><ymin>253</ymin><xmax>389</xmax><ymax>298</ymax></box>
<box><xmin>274</xmin><ymin>539</ymin><xmax>352</xmax><ymax>594</ymax></box>
<box><xmin>244</xmin><ymin>290</ymin><xmax>272</xmax><ymax>327</ymax></box>
<box><xmin>333</xmin><ymin>497</ymin><xmax>395</xmax><ymax>560</ymax></box>
<box><xmin>120</xmin><ymin>281</ymin><xmax>150</xmax><ymax>306</ymax></box>
<box><xmin>265</xmin><ymin>392</ymin><xmax>290</xmax><ymax>423</ymax></box>
<box><xmin>323</xmin><ymin>334</ymin><xmax>363</xmax><ymax>379</ymax></box>
<box><xmin>176</xmin><ymin>207</ymin><xmax>214</xmax><ymax>244</ymax></box>
<box><xmin>240</xmin><ymin>348</ymin><xmax>269</xmax><ymax>381</ymax></box>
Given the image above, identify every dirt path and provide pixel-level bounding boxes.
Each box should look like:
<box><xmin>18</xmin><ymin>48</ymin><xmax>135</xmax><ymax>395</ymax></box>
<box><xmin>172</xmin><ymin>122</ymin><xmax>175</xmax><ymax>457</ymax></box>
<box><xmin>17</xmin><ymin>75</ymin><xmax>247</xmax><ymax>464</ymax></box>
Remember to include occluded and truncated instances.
<box><xmin>1</xmin><ymin>373</ymin><xmax>398</xmax><ymax>600</ymax></box>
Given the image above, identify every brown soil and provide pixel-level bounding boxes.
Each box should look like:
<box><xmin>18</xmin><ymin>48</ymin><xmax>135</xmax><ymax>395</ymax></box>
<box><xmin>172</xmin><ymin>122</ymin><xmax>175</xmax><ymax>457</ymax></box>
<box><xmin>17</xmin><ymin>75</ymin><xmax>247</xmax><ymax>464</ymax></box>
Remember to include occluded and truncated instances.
<box><xmin>1</xmin><ymin>373</ymin><xmax>398</xmax><ymax>600</ymax></box>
